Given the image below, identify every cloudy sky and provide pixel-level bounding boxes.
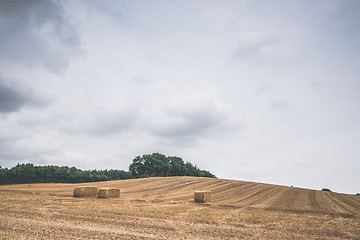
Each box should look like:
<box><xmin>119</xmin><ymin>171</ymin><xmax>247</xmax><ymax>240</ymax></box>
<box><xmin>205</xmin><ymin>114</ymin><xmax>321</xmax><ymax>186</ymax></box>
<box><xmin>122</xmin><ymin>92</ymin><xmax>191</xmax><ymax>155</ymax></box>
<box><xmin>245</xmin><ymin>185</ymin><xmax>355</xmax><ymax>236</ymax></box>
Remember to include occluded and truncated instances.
<box><xmin>0</xmin><ymin>0</ymin><xmax>359</xmax><ymax>193</ymax></box>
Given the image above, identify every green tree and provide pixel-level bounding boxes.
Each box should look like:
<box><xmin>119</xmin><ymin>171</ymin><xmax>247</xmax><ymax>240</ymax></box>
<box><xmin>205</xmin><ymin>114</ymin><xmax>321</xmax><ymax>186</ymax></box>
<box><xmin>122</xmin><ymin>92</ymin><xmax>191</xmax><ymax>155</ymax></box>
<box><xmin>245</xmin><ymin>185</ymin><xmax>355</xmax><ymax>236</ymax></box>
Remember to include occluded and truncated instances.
<box><xmin>0</xmin><ymin>167</ymin><xmax>9</xmax><ymax>185</ymax></box>
<box><xmin>10</xmin><ymin>163</ymin><xmax>36</xmax><ymax>183</ymax></box>
<box><xmin>129</xmin><ymin>153</ymin><xmax>170</xmax><ymax>177</ymax></box>
<box><xmin>144</xmin><ymin>153</ymin><xmax>170</xmax><ymax>177</ymax></box>
<box><xmin>129</xmin><ymin>156</ymin><xmax>147</xmax><ymax>177</ymax></box>
<box><xmin>168</xmin><ymin>156</ymin><xmax>186</xmax><ymax>176</ymax></box>
<box><xmin>200</xmin><ymin>170</ymin><xmax>216</xmax><ymax>178</ymax></box>
<box><xmin>129</xmin><ymin>153</ymin><xmax>215</xmax><ymax>178</ymax></box>
<box><xmin>184</xmin><ymin>162</ymin><xmax>201</xmax><ymax>177</ymax></box>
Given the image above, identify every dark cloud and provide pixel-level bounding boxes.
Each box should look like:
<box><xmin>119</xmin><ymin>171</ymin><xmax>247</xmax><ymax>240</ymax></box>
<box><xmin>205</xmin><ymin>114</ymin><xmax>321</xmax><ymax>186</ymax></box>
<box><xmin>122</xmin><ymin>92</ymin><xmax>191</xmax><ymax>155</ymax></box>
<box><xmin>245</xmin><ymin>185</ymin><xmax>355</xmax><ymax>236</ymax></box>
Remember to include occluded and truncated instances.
<box><xmin>0</xmin><ymin>81</ymin><xmax>27</xmax><ymax>113</ymax></box>
<box><xmin>0</xmin><ymin>78</ymin><xmax>44</xmax><ymax>113</ymax></box>
<box><xmin>0</xmin><ymin>0</ymin><xmax>80</xmax><ymax>73</ymax></box>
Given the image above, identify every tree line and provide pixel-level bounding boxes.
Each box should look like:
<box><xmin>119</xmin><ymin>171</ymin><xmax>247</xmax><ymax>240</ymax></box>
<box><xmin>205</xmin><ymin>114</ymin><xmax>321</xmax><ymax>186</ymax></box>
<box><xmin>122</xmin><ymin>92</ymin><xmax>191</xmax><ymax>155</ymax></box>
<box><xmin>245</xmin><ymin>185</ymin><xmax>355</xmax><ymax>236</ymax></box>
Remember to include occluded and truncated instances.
<box><xmin>0</xmin><ymin>163</ymin><xmax>131</xmax><ymax>185</ymax></box>
<box><xmin>0</xmin><ymin>153</ymin><xmax>215</xmax><ymax>185</ymax></box>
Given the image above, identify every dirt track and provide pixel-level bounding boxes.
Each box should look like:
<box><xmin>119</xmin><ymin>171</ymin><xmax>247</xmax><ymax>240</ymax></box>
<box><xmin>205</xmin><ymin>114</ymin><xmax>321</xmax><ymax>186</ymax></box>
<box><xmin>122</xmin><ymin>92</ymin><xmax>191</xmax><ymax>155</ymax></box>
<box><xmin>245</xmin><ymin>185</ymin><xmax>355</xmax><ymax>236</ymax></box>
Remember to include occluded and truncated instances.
<box><xmin>0</xmin><ymin>177</ymin><xmax>359</xmax><ymax>239</ymax></box>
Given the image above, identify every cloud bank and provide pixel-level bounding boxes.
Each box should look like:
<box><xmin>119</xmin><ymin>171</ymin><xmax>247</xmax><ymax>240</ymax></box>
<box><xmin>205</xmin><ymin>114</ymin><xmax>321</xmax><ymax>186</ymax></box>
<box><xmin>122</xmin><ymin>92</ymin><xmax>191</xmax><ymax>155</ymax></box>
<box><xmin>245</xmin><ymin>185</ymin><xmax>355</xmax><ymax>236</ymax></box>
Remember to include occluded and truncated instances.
<box><xmin>0</xmin><ymin>0</ymin><xmax>359</xmax><ymax>193</ymax></box>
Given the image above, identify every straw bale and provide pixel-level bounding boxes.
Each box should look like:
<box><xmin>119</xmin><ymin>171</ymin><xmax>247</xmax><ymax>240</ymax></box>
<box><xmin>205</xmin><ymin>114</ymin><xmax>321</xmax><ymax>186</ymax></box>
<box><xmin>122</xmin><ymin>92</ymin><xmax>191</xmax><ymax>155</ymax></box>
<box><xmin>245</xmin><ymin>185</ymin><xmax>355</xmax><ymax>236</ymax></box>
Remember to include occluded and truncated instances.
<box><xmin>73</xmin><ymin>186</ymin><xmax>98</xmax><ymax>197</ymax></box>
<box><xmin>97</xmin><ymin>188</ymin><xmax>120</xmax><ymax>198</ymax></box>
<box><xmin>194</xmin><ymin>191</ymin><xmax>211</xmax><ymax>203</ymax></box>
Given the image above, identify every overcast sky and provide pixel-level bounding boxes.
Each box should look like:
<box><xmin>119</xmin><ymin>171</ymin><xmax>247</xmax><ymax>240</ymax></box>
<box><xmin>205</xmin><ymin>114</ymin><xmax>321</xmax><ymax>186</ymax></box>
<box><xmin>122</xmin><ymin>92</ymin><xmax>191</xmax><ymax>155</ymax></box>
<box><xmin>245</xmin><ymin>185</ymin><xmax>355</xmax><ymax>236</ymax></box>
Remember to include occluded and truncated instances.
<box><xmin>0</xmin><ymin>0</ymin><xmax>359</xmax><ymax>193</ymax></box>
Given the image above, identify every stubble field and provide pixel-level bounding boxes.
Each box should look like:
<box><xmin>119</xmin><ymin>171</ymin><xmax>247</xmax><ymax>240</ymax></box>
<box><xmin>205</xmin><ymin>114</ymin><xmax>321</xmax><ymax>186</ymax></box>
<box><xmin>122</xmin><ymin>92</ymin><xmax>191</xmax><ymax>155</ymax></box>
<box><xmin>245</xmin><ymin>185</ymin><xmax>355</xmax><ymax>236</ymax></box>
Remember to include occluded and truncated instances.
<box><xmin>0</xmin><ymin>177</ymin><xmax>359</xmax><ymax>239</ymax></box>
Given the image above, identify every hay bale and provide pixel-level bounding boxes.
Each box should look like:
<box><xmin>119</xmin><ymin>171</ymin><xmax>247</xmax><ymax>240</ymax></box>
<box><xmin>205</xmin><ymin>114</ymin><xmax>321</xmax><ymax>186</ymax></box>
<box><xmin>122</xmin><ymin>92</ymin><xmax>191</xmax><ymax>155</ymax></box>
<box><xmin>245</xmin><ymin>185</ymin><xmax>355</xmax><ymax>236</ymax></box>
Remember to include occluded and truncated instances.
<box><xmin>97</xmin><ymin>188</ymin><xmax>120</xmax><ymax>198</ymax></box>
<box><xmin>73</xmin><ymin>186</ymin><xmax>98</xmax><ymax>197</ymax></box>
<box><xmin>194</xmin><ymin>191</ymin><xmax>211</xmax><ymax>203</ymax></box>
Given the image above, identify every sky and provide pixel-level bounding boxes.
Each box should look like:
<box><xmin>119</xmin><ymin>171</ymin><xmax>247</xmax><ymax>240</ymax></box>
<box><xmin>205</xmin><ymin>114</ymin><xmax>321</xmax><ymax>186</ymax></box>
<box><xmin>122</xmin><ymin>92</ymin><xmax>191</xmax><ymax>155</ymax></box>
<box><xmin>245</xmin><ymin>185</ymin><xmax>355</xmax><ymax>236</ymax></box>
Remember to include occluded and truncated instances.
<box><xmin>0</xmin><ymin>0</ymin><xmax>359</xmax><ymax>194</ymax></box>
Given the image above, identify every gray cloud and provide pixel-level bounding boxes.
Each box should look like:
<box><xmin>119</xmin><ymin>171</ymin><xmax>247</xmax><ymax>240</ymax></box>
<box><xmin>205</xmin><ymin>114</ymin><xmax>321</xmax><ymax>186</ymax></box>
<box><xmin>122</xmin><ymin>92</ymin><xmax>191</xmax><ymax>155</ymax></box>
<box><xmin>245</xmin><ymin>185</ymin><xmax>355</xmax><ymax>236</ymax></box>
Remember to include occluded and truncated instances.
<box><xmin>270</xmin><ymin>99</ymin><xmax>291</xmax><ymax>112</ymax></box>
<box><xmin>233</xmin><ymin>35</ymin><xmax>280</xmax><ymax>61</ymax></box>
<box><xmin>0</xmin><ymin>78</ymin><xmax>45</xmax><ymax>113</ymax></box>
<box><xmin>0</xmin><ymin>135</ymin><xmax>58</xmax><ymax>163</ymax></box>
<box><xmin>0</xmin><ymin>80</ymin><xmax>27</xmax><ymax>113</ymax></box>
<box><xmin>0</xmin><ymin>0</ymin><xmax>80</xmax><ymax>73</ymax></box>
<box><xmin>146</xmin><ymin>100</ymin><xmax>239</xmax><ymax>144</ymax></box>
<box><xmin>0</xmin><ymin>1</ymin><xmax>359</xmax><ymax>193</ymax></box>
<box><xmin>83</xmin><ymin>111</ymin><xmax>135</xmax><ymax>136</ymax></box>
<box><xmin>0</xmin><ymin>139</ymin><xmax>30</xmax><ymax>161</ymax></box>
<box><xmin>153</xmin><ymin>110</ymin><xmax>221</xmax><ymax>139</ymax></box>
<box><xmin>322</xmin><ymin>1</ymin><xmax>360</xmax><ymax>46</ymax></box>
<box><xmin>63</xmin><ymin>108</ymin><xmax>137</xmax><ymax>137</ymax></box>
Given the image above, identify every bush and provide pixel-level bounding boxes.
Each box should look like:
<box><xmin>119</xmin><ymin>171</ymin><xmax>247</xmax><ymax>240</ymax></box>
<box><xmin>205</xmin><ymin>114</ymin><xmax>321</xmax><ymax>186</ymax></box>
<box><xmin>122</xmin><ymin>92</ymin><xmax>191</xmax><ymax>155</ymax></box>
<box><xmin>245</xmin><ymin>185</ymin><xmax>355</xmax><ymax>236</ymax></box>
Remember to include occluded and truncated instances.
<box><xmin>321</xmin><ymin>188</ymin><xmax>332</xmax><ymax>192</ymax></box>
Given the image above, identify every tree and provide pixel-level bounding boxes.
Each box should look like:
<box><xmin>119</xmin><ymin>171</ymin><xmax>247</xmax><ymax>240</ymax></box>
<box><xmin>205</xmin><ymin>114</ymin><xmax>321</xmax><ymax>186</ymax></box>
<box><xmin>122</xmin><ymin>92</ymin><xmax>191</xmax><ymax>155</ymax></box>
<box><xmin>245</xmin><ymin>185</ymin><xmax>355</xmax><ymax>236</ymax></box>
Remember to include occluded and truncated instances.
<box><xmin>200</xmin><ymin>170</ymin><xmax>216</xmax><ymax>178</ymax></box>
<box><xmin>0</xmin><ymin>164</ymin><xmax>132</xmax><ymax>185</ymax></box>
<box><xmin>129</xmin><ymin>153</ymin><xmax>216</xmax><ymax>178</ymax></box>
<box><xmin>184</xmin><ymin>162</ymin><xmax>201</xmax><ymax>177</ymax></box>
<box><xmin>144</xmin><ymin>153</ymin><xmax>170</xmax><ymax>177</ymax></box>
<box><xmin>0</xmin><ymin>167</ymin><xmax>9</xmax><ymax>185</ymax></box>
<box><xmin>129</xmin><ymin>155</ymin><xmax>147</xmax><ymax>177</ymax></box>
<box><xmin>9</xmin><ymin>163</ymin><xmax>36</xmax><ymax>183</ymax></box>
<box><xmin>129</xmin><ymin>153</ymin><xmax>170</xmax><ymax>177</ymax></box>
<box><xmin>168</xmin><ymin>156</ymin><xmax>186</xmax><ymax>176</ymax></box>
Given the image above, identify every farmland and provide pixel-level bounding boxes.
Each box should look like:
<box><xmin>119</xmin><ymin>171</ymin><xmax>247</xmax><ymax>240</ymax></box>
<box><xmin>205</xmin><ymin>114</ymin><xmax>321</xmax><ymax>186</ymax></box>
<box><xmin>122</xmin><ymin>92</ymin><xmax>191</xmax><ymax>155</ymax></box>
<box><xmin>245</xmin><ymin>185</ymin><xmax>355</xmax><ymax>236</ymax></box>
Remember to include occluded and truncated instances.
<box><xmin>0</xmin><ymin>177</ymin><xmax>359</xmax><ymax>239</ymax></box>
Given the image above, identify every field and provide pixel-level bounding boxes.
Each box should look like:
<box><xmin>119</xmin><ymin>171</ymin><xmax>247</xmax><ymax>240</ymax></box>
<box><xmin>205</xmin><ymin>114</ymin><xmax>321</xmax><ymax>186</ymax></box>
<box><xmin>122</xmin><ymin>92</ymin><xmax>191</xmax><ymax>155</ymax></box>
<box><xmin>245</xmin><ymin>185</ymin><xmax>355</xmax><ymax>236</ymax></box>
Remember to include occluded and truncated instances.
<box><xmin>0</xmin><ymin>177</ymin><xmax>359</xmax><ymax>239</ymax></box>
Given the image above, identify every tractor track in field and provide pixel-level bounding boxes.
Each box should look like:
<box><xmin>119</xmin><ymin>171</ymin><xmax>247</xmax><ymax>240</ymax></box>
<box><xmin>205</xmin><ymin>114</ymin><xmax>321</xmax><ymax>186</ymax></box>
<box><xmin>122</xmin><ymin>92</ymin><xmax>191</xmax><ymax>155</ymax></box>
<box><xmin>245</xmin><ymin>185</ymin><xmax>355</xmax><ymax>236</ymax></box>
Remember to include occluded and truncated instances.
<box><xmin>307</xmin><ymin>190</ymin><xmax>321</xmax><ymax>211</ymax></box>
<box><xmin>324</xmin><ymin>192</ymin><xmax>358</xmax><ymax>216</ymax></box>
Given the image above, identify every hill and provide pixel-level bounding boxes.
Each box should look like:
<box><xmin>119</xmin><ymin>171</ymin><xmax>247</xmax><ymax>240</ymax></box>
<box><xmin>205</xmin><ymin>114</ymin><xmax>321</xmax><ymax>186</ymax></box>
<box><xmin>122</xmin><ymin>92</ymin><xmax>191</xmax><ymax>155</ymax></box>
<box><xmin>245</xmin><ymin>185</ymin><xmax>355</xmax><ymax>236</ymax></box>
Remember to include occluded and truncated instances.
<box><xmin>0</xmin><ymin>177</ymin><xmax>359</xmax><ymax>239</ymax></box>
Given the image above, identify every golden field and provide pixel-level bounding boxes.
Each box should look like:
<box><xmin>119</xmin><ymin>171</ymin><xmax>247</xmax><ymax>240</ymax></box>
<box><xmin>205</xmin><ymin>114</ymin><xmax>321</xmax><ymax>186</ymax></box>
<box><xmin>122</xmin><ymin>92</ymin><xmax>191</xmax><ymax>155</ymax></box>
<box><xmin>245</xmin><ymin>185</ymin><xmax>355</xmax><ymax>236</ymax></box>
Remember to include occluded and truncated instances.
<box><xmin>0</xmin><ymin>177</ymin><xmax>359</xmax><ymax>239</ymax></box>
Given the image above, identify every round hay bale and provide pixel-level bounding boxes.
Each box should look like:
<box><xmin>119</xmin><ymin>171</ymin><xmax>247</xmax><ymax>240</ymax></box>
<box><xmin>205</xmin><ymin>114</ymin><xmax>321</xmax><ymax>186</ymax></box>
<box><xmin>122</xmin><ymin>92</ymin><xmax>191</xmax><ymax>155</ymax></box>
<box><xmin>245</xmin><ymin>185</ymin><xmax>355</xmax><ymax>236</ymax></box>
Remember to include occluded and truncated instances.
<box><xmin>73</xmin><ymin>186</ymin><xmax>98</xmax><ymax>198</ymax></box>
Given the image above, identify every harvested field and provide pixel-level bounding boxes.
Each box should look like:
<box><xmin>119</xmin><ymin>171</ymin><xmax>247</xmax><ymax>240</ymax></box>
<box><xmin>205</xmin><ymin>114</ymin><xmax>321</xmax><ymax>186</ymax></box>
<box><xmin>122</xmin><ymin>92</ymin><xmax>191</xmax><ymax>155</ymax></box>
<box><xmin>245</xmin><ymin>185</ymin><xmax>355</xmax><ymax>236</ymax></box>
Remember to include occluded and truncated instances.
<box><xmin>0</xmin><ymin>177</ymin><xmax>359</xmax><ymax>239</ymax></box>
